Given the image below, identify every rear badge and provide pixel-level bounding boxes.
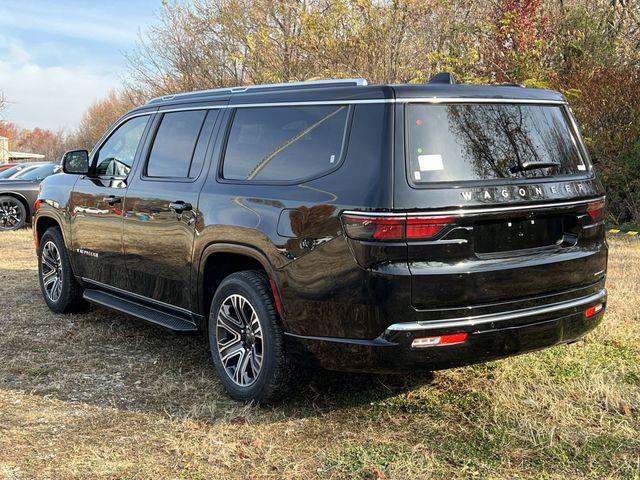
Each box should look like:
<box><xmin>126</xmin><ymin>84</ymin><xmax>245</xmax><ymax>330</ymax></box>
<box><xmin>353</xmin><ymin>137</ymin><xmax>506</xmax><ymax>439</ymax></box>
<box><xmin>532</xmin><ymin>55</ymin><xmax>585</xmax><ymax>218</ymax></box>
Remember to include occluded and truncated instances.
<box><xmin>460</xmin><ymin>181</ymin><xmax>591</xmax><ymax>202</ymax></box>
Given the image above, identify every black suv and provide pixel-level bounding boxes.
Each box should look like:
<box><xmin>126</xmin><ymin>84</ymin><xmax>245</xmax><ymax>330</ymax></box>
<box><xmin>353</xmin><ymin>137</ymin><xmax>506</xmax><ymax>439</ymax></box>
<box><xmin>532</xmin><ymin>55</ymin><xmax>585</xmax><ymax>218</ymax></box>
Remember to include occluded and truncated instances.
<box><xmin>35</xmin><ymin>75</ymin><xmax>608</xmax><ymax>403</ymax></box>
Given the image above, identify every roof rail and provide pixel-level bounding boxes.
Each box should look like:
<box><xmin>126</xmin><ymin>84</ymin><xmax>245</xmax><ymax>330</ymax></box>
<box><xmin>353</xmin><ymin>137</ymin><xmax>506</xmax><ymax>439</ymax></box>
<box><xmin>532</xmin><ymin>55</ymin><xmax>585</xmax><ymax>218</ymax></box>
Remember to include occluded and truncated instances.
<box><xmin>146</xmin><ymin>78</ymin><xmax>369</xmax><ymax>104</ymax></box>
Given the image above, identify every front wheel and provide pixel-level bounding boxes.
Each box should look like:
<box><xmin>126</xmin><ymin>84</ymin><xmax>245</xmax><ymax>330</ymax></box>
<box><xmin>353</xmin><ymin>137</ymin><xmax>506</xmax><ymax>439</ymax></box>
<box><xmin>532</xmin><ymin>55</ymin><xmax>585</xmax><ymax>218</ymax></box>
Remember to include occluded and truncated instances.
<box><xmin>0</xmin><ymin>196</ymin><xmax>27</xmax><ymax>231</ymax></box>
<box><xmin>208</xmin><ymin>271</ymin><xmax>307</xmax><ymax>403</ymax></box>
<box><xmin>38</xmin><ymin>228</ymin><xmax>87</xmax><ymax>313</ymax></box>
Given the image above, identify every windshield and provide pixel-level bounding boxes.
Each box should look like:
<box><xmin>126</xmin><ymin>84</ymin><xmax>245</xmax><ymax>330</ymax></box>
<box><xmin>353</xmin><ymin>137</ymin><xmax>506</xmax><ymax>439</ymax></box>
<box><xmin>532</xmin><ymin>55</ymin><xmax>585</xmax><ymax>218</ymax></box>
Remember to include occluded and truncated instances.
<box><xmin>12</xmin><ymin>164</ymin><xmax>60</xmax><ymax>181</ymax></box>
<box><xmin>406</xmin><ymin>103</ymin><xmax>588</xmax><ymax>184</ymax></box>
<box><xmin>0</xmin><ymin>164</ymin><xmax>33</xmax><ymax>179</ymax></box>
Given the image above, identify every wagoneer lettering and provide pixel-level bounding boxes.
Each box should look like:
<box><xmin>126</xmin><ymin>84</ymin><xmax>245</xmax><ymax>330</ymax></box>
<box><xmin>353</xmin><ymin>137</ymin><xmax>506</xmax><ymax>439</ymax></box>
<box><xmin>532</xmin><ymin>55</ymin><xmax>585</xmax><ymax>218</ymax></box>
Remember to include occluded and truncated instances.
<box><xmin>34</xmin><ymin>74</ymin><xmax>607</xmax><ymax>403</ymax></box>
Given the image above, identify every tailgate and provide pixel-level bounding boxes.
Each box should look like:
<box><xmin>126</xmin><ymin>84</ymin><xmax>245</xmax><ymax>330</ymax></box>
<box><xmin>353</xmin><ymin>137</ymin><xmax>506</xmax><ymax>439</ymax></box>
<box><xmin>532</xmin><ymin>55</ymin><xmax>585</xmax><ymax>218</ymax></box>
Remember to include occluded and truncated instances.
<box><xmin>408</xmin><ymin>198</ymin><xmax>608</xmax><ymax>311</ymax></box>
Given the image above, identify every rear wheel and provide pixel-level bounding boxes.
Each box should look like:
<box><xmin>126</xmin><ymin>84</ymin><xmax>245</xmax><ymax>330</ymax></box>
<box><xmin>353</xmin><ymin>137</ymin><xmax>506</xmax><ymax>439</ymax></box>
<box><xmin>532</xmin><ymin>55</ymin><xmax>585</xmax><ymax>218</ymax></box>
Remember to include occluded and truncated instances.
<box><xmin>208</xmin><ymin>271</ymin><xmax>306</xmax><ymax>403</ymax></box>
<box><xmin>38</xmin><ymin>228</ymin><xmax>87</xmax><ymax>313</ymax></box>
<box><xmin>0</xmin><ymin>196</ymin><xmax>26</xmax><ymax>231</ymax></box>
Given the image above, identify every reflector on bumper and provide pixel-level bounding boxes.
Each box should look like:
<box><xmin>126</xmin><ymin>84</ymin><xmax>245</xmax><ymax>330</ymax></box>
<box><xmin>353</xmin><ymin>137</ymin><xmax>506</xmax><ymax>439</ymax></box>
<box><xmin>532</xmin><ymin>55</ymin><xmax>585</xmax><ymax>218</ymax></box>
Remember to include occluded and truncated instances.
<box><xmin>411</xmin><ymin>332</ymin><xmax>468</xmax><ymax>348</ymax></box>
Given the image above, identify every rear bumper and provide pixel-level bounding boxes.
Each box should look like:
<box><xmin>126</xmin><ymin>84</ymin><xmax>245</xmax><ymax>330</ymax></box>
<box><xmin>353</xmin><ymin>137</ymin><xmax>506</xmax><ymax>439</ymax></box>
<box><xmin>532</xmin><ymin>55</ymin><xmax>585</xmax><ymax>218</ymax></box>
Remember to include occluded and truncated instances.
<box><xmin>287</xmin><ymin>289</ymin><xmax>606</xmax><ymax>373</ymax></box>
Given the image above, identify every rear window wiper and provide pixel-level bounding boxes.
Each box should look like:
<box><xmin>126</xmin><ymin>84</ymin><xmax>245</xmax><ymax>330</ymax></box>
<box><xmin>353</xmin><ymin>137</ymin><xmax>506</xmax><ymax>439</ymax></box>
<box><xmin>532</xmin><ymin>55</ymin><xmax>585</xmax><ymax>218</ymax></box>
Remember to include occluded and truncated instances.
<box><xmin>509</xmin><ymin>161</ymin><xmax>560</xmax><ymax>174</ymax></box>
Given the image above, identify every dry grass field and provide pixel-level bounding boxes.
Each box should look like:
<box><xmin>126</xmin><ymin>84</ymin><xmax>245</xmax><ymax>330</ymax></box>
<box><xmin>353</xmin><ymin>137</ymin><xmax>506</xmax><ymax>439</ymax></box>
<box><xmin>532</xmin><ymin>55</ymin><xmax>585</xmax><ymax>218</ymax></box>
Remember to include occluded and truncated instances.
<box><xmin>0</xmin><ymin>229</ymin><xmax>638</xmax><ymax>479</ymax></box>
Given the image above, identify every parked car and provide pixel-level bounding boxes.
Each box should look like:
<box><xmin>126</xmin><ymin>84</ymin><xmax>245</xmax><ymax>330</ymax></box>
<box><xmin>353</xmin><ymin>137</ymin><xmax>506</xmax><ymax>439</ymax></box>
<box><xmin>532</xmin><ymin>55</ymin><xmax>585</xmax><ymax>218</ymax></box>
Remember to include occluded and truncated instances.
<box><xmin>0</xmin><ymin>162</ymin><xmax>18</xmax><ymax>172</ymax></box>
<box><xmin>0</xmin><ymin>162</ymin><xmax>41</xmax><ymax>179</ymax></box>
<box><xmin>34</xmin><ymin>75</ymin><xmax>607</xmax><ymax>403</ymax></box>
<box><xmin>0</xmin><ymin>162</ymin><xmax>61</xmax><ymax>230</ymax></box>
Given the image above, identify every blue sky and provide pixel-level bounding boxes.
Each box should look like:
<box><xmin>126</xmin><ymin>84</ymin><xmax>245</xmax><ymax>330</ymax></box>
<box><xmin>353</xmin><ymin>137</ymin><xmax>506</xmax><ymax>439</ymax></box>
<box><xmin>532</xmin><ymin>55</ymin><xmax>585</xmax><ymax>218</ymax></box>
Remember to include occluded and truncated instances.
<box><xmin>0</xmin><ymin>0</ymin><xmax>162</xmax><ymax>131</ymax></box>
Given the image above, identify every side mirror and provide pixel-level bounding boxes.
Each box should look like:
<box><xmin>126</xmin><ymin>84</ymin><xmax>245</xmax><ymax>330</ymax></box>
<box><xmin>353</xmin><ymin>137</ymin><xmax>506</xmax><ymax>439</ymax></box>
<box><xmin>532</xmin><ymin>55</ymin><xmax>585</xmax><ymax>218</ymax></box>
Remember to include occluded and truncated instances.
<box><xmin>62</xmin><ymin>150</ymin><xmax>90</xmax><ymax>175</ymax></box>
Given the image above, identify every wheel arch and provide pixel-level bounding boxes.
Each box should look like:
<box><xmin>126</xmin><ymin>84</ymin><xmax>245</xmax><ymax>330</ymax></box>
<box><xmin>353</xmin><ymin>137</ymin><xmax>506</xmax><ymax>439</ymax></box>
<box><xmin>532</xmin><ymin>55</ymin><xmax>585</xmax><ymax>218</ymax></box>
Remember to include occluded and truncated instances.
<box><xmin>34</xmin><ymin>214</ymin><xmax>65</xmax><ymax>249</ymax></box>
<box><xmin>198</xmin><ymin>243</ymin><xmax>285</xmax><ymax>328</ymax></box>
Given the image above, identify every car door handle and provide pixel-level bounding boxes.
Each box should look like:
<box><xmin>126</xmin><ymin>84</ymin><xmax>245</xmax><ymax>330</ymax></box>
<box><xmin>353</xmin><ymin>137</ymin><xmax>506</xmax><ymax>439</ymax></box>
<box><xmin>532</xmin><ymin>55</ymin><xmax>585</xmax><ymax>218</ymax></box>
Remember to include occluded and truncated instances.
<box><xmin>169</xmin><ymin>201</ymin><xmax>192</xmax><ymax>213</ymax></box>
<box><xmin>103</xmin><ymin>196</ymin><xmax>121</xmax><ymax>205</ymax></box>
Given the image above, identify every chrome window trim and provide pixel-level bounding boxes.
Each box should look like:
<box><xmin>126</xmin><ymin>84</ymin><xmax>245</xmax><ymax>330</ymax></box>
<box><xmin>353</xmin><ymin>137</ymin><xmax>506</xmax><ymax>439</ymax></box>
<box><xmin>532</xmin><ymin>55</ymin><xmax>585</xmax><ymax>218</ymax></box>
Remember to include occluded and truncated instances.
<box><xmin>397</xmin><ymin>97</ymin><xmax>566</xmax><ymax>105</ymax></box>
<box><xmin>142</xmin><ymin>97</ymin><xmax>568</xmax><ymax>114</ymax></box>
<box><xmin>385</xmin><ymin>289</ymin><xmax>607</xmax><ymax>332</ymax></box>
<box><xmin>342</xmin><ymin>196</ymin><xmax>605</xmax><ymax>217</ymax></box>
<box><xmin>158</xmin><ymin>105</ymin><xmax>226</xmax><ymax>113</ymax></box>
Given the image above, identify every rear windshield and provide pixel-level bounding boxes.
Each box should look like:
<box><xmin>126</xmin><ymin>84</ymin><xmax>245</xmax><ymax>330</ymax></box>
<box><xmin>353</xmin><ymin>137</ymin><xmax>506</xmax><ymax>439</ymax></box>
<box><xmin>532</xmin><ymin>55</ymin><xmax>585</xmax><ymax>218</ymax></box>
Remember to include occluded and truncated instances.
<box><xmin>406</xmin><ymin>103</ymin><xmax>588</xmax><ymax>184</ymax></box>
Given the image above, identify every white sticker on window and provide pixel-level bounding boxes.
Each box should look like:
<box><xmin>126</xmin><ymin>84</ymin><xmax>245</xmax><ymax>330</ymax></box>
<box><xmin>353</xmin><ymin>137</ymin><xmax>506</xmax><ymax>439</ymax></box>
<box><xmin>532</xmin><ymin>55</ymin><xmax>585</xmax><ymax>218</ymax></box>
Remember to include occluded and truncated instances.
<box><xmin>577</xmin><ymin>164</ymin><xmax>586</xmax><ymax>171</ymax></box>
<box><xmin>330</xmin><ymin>154</ymin><xmax>336</xmax><ymax>164</ymax></box>
<box><xmin>418</xmin><ymin>154</ymin><xmax>444</xmax><ymax>171</ymax></box>
<box><xmin>414</xmin><ymin>171</ymin><xmax>421</xmax><ymax>180</ymax></box>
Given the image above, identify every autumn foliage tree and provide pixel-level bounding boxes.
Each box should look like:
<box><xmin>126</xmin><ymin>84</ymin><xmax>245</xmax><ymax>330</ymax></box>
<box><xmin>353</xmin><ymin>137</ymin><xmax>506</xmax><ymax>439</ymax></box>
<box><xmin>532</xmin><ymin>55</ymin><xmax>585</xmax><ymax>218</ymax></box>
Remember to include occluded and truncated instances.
<box><xmin>40</xmin><ymin>0</ymin><xmax>618</xmax><ymax>223</ymax></box>
<box><xmin>0</xmin><ymin>121</ymin><xmax>20</xmax><ymax>142</ymax></box>
<box><xmin>477</xmin><ymin>0</ymin><xmax>554</xmax><ymax>87</ymax></box>
<box><xmin>0</xmin><ymin>120</ymin><xmax>68</xmax><ymax>161</ymax></box>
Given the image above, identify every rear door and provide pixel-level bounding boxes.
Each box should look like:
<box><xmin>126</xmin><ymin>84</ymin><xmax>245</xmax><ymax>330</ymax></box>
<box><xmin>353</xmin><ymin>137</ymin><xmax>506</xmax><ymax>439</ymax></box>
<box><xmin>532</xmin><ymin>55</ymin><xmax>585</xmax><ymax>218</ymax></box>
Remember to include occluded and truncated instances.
<box><xmin>69</xmin><ymin>113</ymin><xmax>152</xmax><ymax>290</ymax></box>
<box><xmin>394</xmin><ymin>101</ymin><xmax>607</xmax><ymax>313</ymax></box>
<box><xmin>122</xmin><ymin>107</ymin><xmax>221</xmax><ymax>310</ymax></box>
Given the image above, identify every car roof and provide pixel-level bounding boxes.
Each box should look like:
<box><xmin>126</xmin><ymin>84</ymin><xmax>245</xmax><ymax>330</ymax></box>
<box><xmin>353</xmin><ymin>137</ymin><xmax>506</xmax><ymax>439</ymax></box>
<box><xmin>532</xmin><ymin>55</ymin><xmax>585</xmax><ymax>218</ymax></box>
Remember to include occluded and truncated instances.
<box><xmin>133</xmin><ymin>77</ymin><xmax>565</xmax><ymax>115</ymax></box>
<box><xmin>14</xmin><ymin>161</ymin><xmax>56</xmax><ymax>167</ymax></box>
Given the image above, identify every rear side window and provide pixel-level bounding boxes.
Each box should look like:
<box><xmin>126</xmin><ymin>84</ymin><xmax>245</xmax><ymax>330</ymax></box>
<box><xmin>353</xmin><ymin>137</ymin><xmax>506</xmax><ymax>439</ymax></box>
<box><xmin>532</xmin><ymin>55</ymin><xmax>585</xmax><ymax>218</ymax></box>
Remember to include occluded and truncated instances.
<box><xmin>146</xmin><ymin>110</ymin><xmax>216</xmax><ymax>178</ymax></box>
<box><xmin>406</xmin><ymin>103</ymin><xmax>588</xmax><ymax>184</ymax></box>
<box><xmin>222</xmin><ymin>105</ymin><xmax>349</xmax><ymax>182</ymax></box>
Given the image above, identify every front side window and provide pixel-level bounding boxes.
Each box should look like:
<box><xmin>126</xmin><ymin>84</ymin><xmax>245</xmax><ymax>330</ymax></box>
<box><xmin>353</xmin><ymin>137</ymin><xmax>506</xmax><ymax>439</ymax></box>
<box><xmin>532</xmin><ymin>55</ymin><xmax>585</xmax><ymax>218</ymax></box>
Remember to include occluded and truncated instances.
<box><xmin>146</xmin><ymin>110</ymin><xmax>211</xmax><ymax>178</ymax></box>
<box><xmin>223</xmin><ymin>105</ymin><xmax>349</xmax><ymax>182</ymax></box>
<box><xmin>95</xmin><ymin>115</ymin><xmax>149</xmax><ymax>177</ymax></box>
<box><xmin>407</xmin><ymin>103</ymin><xmax>588</xmax><ymax>184</ymax></box>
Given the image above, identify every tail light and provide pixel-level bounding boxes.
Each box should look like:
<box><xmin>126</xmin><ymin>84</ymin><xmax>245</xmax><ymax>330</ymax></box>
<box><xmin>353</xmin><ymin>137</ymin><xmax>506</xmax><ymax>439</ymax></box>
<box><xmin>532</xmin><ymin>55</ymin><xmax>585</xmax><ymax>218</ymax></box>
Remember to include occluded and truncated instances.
<box><xmin>406</xmin><ymin>216</ymin><xmax>455</xmax><ymax>239</ymax></box>
<box><xmin>586</xmin><ymin>199</ymin><xmax>605</xmax><ymax>221</ymax></box>
<box><xmin>341</xmin><ymin>213</ymin><xmax>456</xmax><ymax>241</ymax></box>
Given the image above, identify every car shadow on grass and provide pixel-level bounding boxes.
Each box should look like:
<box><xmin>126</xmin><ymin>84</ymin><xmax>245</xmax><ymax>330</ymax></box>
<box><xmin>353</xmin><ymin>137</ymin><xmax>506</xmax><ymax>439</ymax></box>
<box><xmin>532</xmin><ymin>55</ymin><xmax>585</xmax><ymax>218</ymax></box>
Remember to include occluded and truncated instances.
<box><xmin>0</xmin><ymin>268</ymin><xmax>436</xmax><ymax>422</ymax></box>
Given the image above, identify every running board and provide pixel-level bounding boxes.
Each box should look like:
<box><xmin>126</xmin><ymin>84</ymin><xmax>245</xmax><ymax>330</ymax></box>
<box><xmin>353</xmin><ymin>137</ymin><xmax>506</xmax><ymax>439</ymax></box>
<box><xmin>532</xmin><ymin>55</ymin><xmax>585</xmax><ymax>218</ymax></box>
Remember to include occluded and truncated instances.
<box><xmin>83</xmin><ymin>289</ymin><xmax>199</xmax><ymax>332</ymax></box>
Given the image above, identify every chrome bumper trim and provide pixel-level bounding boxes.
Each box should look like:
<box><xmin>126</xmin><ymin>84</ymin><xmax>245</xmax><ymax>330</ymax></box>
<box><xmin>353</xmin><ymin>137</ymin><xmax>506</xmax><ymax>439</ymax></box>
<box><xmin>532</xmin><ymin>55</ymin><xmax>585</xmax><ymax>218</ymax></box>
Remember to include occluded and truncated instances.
<box><xmin>343</xmin><ymin>196</ymin><xmax>604</xmax><ymax>218</ymax></box>
<box><xmin>385</xmin><ymin>289</ymin><xmax>607</xmax><ymax>332</ymax></box>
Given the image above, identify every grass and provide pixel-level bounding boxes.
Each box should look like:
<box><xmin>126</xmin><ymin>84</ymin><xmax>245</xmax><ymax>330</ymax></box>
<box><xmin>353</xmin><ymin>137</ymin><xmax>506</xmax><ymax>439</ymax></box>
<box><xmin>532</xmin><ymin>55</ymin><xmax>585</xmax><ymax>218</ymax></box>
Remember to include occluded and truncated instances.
<box><xmin>0</xmin><ymin>229</ymin><xmax>638</xmax><ymax>479</ymax></box>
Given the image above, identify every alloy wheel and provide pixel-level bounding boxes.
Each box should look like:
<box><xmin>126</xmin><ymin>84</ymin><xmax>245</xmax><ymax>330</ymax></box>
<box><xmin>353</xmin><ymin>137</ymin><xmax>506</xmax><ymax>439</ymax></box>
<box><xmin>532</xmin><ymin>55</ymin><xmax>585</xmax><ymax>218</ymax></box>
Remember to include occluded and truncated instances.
<box><xmin>216</xmin><ymin>294</ymin><xmax>264</xmax><ymax>387</ymax></box>
<box><xmin>0</xmin><ymin>198</ymin><xmax>23</xmax><ymax>230</ymax></box>
<box><xmin>41</xmin><ymin>241</ymin><xmax>64</xmax><ymax>303</ymax></box>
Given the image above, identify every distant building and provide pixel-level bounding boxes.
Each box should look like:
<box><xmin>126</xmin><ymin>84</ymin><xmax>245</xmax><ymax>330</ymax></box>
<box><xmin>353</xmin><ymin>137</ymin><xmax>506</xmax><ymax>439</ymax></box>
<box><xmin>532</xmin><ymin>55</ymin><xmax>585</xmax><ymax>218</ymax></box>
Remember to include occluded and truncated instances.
<box><xmin>0</xmin><ymin>136</ymin><xmax>45</xmax><ymax>163</ymax></box>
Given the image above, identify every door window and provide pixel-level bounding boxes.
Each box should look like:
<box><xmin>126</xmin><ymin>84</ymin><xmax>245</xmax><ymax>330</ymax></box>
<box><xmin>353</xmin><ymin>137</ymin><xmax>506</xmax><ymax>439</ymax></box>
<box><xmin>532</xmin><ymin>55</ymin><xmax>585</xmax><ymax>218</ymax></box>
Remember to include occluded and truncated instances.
<box><xmin>145</xmin><ymin>110</ymin><xmax>214</xmax><ymax>178</ymax></box>
<box><xmin>94</xmin><ymin>115</ymin><xmax>149</xmax><ymax>178</ymax></box>
<box><xmin>222</xmin><ymin>105</ymin><xmax>349</xmax><ymax>182</ymax></box>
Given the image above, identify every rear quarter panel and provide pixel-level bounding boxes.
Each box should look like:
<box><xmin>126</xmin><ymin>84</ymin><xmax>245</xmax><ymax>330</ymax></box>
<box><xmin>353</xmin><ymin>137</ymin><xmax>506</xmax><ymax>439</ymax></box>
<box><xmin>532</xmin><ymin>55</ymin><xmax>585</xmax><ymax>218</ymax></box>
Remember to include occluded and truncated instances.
<box><xmin>193</xmin><ymin>103</ymin><xmax>395</xmax><ymax>336</ymax></box>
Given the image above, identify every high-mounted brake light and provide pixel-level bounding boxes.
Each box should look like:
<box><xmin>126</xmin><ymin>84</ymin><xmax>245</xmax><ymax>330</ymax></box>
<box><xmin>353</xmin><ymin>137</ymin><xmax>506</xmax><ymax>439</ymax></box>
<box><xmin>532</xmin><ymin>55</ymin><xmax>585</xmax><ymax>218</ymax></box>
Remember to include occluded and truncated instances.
<box><xmin>587</xmin><ymin>199</ymin><xmax>605</xmax><ymax>221</ymax></box>
<box><xmin>411</xmin><ymin>332</ymin><xmax>468</xmax><ymax>348</ymax></box>
<box><xmin>585</xmin><ymin>303</ymin><xmax>603</xmax><ymax>318</ymax></box>
<box><xmin>341</xmin><ymin>213</ymin><xmax>456</xmax><ymax>241</ymax></box>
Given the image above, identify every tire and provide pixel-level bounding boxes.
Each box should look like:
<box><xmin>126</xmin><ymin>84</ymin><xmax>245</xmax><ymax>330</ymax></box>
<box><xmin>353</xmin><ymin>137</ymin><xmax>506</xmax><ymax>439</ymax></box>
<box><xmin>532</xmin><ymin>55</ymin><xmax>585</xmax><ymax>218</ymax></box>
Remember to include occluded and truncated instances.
<box><xmin>208</xmin><ymin>271</ymin><xmax>306</xmax><ymax>403</ymax></box>
<box><xmin>37</xmin><ymin>227</ymin><xmax>87</xmax><ymax>313</ymax></box>
<box><xmin>0</xmin><ymin>195</ymin><xmax>27</xmax><ymax>231</ymax></box>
